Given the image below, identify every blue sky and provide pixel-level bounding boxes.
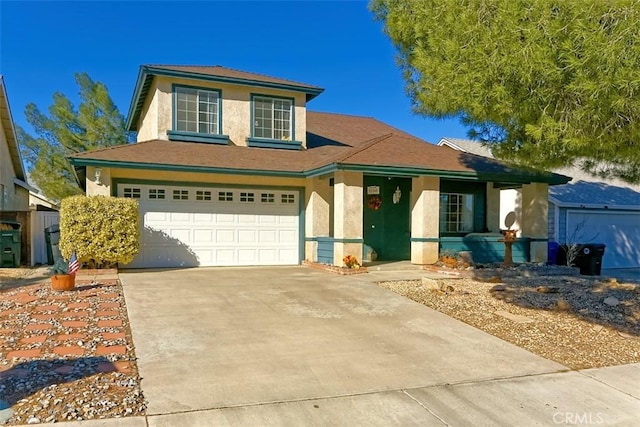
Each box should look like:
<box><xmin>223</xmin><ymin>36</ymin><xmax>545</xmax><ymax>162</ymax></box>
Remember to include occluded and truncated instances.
<box><xmin>0</xmin><ymin>1</ymin><xmax>469</xmax><ymax>149</ymax></box>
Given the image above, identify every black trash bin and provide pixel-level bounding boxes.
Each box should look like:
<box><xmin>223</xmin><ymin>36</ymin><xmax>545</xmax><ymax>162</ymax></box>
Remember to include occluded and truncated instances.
<box><xmin>0</xmin><ymin>221</ymin><xmax>21</xmax><ymax>267</ymax></box>
<box><xmin>574</xmin><ymin>243</ymin><xmax>606</xmax><ymax>276</ymax></box>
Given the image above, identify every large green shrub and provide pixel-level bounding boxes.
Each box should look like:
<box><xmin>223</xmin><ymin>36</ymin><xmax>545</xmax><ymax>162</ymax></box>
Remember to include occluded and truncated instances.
<box><xmin>59</xmin><ymin>195</ymin><xmax>139</xmax><ymax>268</ymax></box>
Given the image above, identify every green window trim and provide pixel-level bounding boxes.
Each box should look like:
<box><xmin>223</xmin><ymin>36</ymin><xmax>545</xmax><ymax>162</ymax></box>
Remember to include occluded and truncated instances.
<box><xmin>246</xmin><ymin>137</ymin><xmax>302</xmax><ymax>150</ymax></box>
<box><xmin>172</xmin><ymin>84</ymin><xmax>223</xmax><ymax>138</ymax></box>
<box><xmin>167</xmin><ymin>130</ymin><xmax>230</xmax><ymax>145</ymax></box>
<box><xmin>249</xmin><ymin>93</ymin><xmax>297</xmax><ymax>149</ymax></box>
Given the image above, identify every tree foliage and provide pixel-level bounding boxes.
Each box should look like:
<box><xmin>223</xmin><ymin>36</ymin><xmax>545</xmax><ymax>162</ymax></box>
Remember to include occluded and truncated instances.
<box><xmin>18</xmin><ymin>73</ymin><xmax>130</xmax><ymax>201</ymax></box>
<box><xmin>371</xmin><ymin>0</ymin><xmax>640</xmax><ymax>182</ymax></box>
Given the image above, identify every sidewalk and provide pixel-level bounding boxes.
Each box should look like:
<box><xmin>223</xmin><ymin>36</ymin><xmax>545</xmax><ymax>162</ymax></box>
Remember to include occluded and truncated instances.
<box><xmin>19</xmin><ymin>363</ymin><xmax>640</xmax><ymax>426</ymax></box>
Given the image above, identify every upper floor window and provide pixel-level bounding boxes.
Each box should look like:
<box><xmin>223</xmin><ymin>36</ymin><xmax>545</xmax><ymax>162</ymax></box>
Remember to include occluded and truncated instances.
<box><xmin>253</xmin><ymin>96</ymin><xmax>292</xmax><ymax>140</ymax></box>
<box><xmin>175</xmin><ymin>86</ymin><xmax>220</xmax><ymax>134</ymax></box>
<box><xmin>439</xmin><ymin>193</ymin><xmax>474</xmax><ymax>233</ymax></box>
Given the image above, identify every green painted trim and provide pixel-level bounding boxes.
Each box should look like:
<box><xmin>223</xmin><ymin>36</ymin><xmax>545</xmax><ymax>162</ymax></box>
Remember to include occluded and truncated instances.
<box><xmin>70</xmin><ymin>158</ymin><xmax>306</xmax><ymax>178</ymax></box>
<box><xmin>410</xmin><ymin>237</ymin><xmax>440</xmax><ymax>242</ymax></box>
<box><xmin>306</xmin><ymin>237</ymin><xmax>364</xmax><ymax>244</ymax></box>
<box><xmin>246</xmin><ymin>137</ymin><xmax>302</xmax><ymax>150</ymax></box>
<box><xmin>250</xmin><ymin>93</ymin><xmax>296</xmax><ymax>141</ymax></box>
<box><xmin>332</xmin><ymin>238</ymin><xmax>364</xmax><ymax>244</ymax></box>
<box><xmin>168</xmin><ymin>130</ymin><xmax>230</xmax><ymax>144</ymax></box>
<box><xmin>172</xmin><ymin>83</ymin><xmax>223</xmax><ymax>136</ymax></box>
<box><xmin>305</xmin><ymin>163</ymin><xmax>569</xmax><ymax>185</ymax></box>
<box><xmin>305</xmin><ymin>237</ymin><xmax>333</xmax><ymax>242</ymax></box>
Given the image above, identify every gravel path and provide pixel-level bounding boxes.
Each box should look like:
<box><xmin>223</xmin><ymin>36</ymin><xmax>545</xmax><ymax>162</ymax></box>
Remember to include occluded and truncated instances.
<box><xmin>379</xmin><ymin>274</ymin><xmax>640</xmax><ymax>370</ymax></box>
<box><xmin>0</xmin><ymin>275</ymin><xmax>146</xmax><ymax>425</ymax></box>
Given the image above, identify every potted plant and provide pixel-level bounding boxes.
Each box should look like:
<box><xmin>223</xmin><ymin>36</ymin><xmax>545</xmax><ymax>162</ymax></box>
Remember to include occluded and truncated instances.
<box><xmin>50</xmin><ymin>258</ymin><xmax>75</xmax><ymax>291</ymax></box>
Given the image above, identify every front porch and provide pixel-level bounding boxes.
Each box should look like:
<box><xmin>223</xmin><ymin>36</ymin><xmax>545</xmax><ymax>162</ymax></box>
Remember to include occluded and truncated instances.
<box><xmin>304</xmin><ymin>171</ymin><xmax>550</xmax><ymax>267</ymax></box>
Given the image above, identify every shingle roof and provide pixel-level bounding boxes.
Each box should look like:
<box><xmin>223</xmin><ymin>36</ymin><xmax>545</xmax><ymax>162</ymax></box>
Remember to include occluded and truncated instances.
<box><xmin>438</xmin><ymin>137</ymin><xmax>494</xmax><ymax>157</ymax></box>
<box><xmin>147</xmin><ymin>65</ymin><xmax>323</xmax><ymax>92</ymax></box>
<box><xmin>72</xmin><ymin>112</ymin><xmax>569</xmax><ymax>184</ymax></box>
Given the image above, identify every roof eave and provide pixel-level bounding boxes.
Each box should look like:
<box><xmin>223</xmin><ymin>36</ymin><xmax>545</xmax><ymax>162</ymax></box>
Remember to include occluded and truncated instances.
<box><xmin>68</xmin><ymin>157</ymin><xmax>307</xmax><ymax>178</ymax></box>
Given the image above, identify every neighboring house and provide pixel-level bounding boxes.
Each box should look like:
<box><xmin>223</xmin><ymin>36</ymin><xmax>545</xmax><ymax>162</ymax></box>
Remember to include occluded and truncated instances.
<box><xmin>0</xmin><ymin>75</ymin><xmax>30</xmax><ymax>266</ymax></box>
<box><xmin>438</xmin><ymin>137</ymin><xmax>640</xmax><ymax>269</ymax></box>
<box><xmin>69</xmin><ymin>65</ymin><xmax>569</xmax><ymax>269</ymax></box>
<box><xmin>29</xmin><ymin>189</ymin><xmax>60</xmax><ymax>211</ymax></box>
<box><xmin>0</xmin><ymin>76</ymin><xmax>29</xmax><ymax>213</ymax></box>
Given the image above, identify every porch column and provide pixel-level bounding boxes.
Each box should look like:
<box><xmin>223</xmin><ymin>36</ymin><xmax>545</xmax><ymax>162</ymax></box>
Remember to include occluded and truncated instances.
<box><xmin>304</xmin><ymin>177</ymin><xmax>332</xmax><ymax>262</ymax></box>
<box><xmin>486</xmin><ymin>183</ymin><xmax>501</xmax><ymax>233</ymax></box>
<box><xmin>333</xmin><ymin>170</ymin><xmax>363</xmax><ymax>266</ymax></box>
<box><xmin>521</xmin><ymin>182</ymin><xmax>549</xmax><ymax>262</ymax></box>
<box><xmin>86</xmin><ymin>166</ymin><xmax>111</xmax><ymax>196</ymax></box>
<box><xmin>410</xmin><ymin>176</ymin><xmax>440</xmax><ymax>264</ymax></box>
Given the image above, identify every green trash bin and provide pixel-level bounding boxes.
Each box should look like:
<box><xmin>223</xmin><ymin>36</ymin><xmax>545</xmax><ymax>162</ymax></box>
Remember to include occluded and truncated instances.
<box><xmin>0</xmin><ymin>221</ymin><xmax>21</xmax><ymax>267</ymax></box>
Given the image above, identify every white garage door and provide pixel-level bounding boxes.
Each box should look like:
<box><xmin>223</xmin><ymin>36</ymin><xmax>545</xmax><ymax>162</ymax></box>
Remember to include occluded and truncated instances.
<box><xmin>118</xmin><ymin>184</ymin><xmax>300</xmax><ymax>268</ymax></box>
<box><xmin>567</xmin><ymin>211</ymin><xmax>640</xmax><ymax>269</ymax></box>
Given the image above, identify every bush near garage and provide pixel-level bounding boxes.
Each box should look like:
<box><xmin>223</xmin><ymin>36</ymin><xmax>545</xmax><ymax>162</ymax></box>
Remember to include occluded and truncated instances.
<box><xmin>59</xmin><ymin>195</ymin><xmax>140</xmax><ymax>268</ymax></box>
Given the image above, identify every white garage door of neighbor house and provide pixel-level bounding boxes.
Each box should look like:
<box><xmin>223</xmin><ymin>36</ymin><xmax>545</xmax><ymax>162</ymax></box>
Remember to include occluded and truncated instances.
<box><xmin>118</xmin><ymin>184</ymin><xmax>300</xmax><ymax>268</ymax></box>
<box><xmin>567</xmin><ymin>211</ymin><xmax>640</xmax><ymax>269</ymax></box>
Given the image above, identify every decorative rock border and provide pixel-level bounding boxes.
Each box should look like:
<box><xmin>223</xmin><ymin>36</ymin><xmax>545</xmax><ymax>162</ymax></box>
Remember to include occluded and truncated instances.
<box><xmin>424</xmin><ymin>263</ymin><xmax>581</xmax><ymax>279</ymax></box>
<box><xmin>302</xmin><ymin>260</ymin><xmax>368</xmax><ymax>275</ymax></box>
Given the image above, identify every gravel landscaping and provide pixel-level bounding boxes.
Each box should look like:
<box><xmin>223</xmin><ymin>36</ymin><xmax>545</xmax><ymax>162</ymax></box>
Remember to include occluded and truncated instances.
<box><xmin>379</xmin><ymin>270</ymin><xmax>640</xmax><ymax>370</ymax></box>
<box><xmin>0</xmin><ymin>268</ymin><xmax>146</xmax><ymax>425</ymax></box>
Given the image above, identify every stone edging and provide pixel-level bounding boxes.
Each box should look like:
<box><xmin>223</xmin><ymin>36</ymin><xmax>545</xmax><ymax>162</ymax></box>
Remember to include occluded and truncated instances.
<box><xmin>423</xmin><ymin>264</ymin><xmax>581</xmax><ymax>279</ymax></box>
<box><xmin>302</xmin><ymin>260</ymin><xmax>368</xmax><ymax>275</ymax></box>
<box><xmin>76</xmin><ymin>268</ymin><xmax>119</xmax><ymax>276</ymax></box>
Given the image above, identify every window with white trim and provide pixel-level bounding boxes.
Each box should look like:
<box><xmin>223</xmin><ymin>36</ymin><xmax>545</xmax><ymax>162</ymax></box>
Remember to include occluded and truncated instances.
<box><xmin>218</xmin><ymin>191</ymin><xmax>233</xmax><ymax>202</ymax></box>
<box><xmin>149</xmin><ymin>189</ymin><xmax>165</xmax><ymax>200</ymax></box>
<box><xmin>281</xmin><ymin>194</ymin><xmax>295</xmax><ymax>204</ymax></box>
<box><xmin>173</xmin><ymin>190</ymin><xmax>189</xmax><ymax>200</ymax></box>
<box><xmin>196</xmin><ymin>190</ymin><xmax>212</xmax><ymax>201</ymax></box>
<box><xmin>253</xmin><ymin>96</ymin><xmax>292</xmax><ymax>140</ymax></box>
<box><xmin>261</xmin><ymin>193</ymin><xmax>275</xmax><ymax>203</ymax></box>
<box><xmin>175</xmin><ymin>86</ymin><xmax>219</xmax><ymax>134</ymax></box>
<box><xmin>123</xmin><ymin>188</ymin><xmax>141</xmax><ymax>199</ymax></box>
<box><xmin>439</xmin><ymin>193</ymin><xmax>474</xmax><ymax>233</ymax></box>
<box><xmin>240</xmin><ymin>192</ymin><xmax>254</xmax><ymax>202</ymax></box>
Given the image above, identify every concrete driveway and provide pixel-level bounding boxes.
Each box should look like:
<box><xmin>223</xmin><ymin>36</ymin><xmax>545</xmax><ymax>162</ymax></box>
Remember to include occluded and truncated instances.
<box><xmin>120</xmin><ymin>267</ymin><xmax>640</xmax><ymax>426</ymax></box>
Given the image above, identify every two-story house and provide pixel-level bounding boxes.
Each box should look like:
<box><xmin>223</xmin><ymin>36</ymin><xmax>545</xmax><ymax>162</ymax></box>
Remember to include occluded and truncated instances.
<box><xmin>70</xmin><ymin>65</ymin><xmax>570</xmax><ymax>269</ymax></box>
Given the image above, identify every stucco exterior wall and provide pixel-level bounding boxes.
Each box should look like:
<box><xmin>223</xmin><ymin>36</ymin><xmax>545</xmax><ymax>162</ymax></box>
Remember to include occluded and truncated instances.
<box><xmin>136</xmin><ymin>79</ymin><xmax>159</xmax><ymax>142</ymax></box>
<box><xmin>333</xmin><ymin>171</ymin><xmax>363</xmax><ymax>265</ymax></box>
<box><xmin>521</xmin><ymin>183</ymin><xmax>549</xmax><ymax>262</ymax></box>
<box><xmin>145</xmin><ymin>76</ymin><xmax>307</xmax><ymax>147</ymax></box>
<box><xmin>108</xmin><ymin>168</ymin><xmax>306</xmax><ymax>190</ymax></box>
<box><xmin>0</xmin><ymin>124</ymin><xmax>28</xmax><ymax>211</ymax></box>
<box><xmin>485</xmin><ymin>183</ymin><xmax>501</xmax><ymax>233</ymax></box>
<box><xmin>410</xmin><ymin>176</ymin><xmax>440</xmax><ymax>264</ymax></box>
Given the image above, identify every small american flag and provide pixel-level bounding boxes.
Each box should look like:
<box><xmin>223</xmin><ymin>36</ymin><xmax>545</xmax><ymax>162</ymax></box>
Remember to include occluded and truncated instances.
<box><xmin>68</xmin><ymin>251</ymin><xmax>79</xmax><ymax>275</ymax></box>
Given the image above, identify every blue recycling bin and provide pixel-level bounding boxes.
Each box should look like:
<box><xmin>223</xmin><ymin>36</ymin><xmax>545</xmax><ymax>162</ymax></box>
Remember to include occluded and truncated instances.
<box><xmin>547</xmin><ymin>241</ymin><xmax>560</xmax><ymax>265</ymax></box>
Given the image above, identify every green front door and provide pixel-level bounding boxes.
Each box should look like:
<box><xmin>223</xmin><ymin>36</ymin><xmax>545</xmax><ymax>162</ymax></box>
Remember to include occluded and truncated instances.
<box><xmin>363</xmin><ymin>176</ymin><xmax>411</xmax><ymax>260</ymax></box>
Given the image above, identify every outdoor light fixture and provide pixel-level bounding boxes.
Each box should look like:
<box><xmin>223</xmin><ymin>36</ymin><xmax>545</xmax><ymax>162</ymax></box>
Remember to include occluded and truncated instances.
<box><xmin>94</xmin><ymin>167</ymin><xmax>102</xmax><ymax>185</ymax></box>
<box><xmin>393</xmin><ymin>186</ymin><xmax>402</xmax><ymax>204</ymax></box>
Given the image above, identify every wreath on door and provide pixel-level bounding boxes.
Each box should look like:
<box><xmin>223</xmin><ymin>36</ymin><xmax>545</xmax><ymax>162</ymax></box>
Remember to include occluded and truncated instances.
<box><xmin>367</xmin><ymin>195</ymin><xmax>382</xmax><ymax>210</ymax></box>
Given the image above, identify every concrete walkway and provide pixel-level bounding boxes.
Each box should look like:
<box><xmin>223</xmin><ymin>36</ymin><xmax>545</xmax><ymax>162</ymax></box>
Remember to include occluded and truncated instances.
<box><xmin>28</xmin><ymin>266</ymin><xmax>640</xmax><ymax>426</ymax></box>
